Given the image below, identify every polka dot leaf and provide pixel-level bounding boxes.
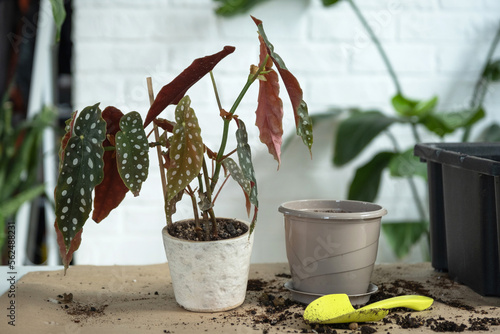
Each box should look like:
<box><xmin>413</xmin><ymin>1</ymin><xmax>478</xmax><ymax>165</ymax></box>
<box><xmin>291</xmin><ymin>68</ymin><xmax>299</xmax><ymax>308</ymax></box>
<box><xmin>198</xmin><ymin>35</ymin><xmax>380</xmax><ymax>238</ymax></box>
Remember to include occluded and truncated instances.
<box><xmin>222</xmin><ymin>157</ymin><xmax>252</xmax><ymax>215</ymax></box>
<box><xmin>115</xmin><ymin>111</ymin><xmax>150</xmax><ymax>196</ymax></box>
<box><xmin>235</xmin><ymin>119</ymin><xmax>258</xmax><ymax>233</ymax></box>
<box><xmin>167</xmin><ymin>96</ymin><xmax>204</xmax><ymax>201</ymax></box>
<box><xmin>236</xmin><ymin>119</ymin><xmax>258</xmax><ymax>208</ymax></box>
<box><xmin>55</xmin><ymin>103</ymin><xmax>106</xmax><ymax>251</ymax></box>
<box><xmin>92</xmin><ymin>106</ymin><xmax>129</xmax><ymax>223</ymax></box>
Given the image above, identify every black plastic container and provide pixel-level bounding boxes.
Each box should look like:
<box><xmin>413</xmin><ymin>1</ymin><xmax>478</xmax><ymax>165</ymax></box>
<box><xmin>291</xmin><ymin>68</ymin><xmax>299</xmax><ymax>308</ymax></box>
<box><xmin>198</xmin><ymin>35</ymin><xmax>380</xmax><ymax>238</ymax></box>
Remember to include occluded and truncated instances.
<box><xmin>414</xmin><ymin>143</ymin><xmax>500</xmax><ymax>297</ymax></box>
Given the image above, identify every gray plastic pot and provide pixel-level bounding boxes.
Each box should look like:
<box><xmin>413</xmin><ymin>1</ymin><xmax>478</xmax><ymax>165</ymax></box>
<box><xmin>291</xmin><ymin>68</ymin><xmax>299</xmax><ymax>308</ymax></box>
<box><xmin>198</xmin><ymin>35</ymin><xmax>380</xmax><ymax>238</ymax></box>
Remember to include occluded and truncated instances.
<box><xmin>162</xmin><ymin>219</ymin><xmax>254</xmax><ymax>312</ymax></box>
<box><xmin>279</xmin><ymin>199</ymin><xmax>387</xmax><ymax>295</ymax></box>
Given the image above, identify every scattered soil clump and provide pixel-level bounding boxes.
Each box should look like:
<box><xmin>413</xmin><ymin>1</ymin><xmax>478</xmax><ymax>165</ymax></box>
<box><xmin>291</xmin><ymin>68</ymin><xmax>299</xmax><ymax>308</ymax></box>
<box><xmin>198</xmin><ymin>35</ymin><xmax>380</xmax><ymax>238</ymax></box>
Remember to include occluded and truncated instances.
<box><xmin>50</xmin><ymin>292</ymin><xmax>108</xmax><ymax>324</ymax></box>
<box><xmin>248</xmin><ymin>279</ymin><xmax>267</xmax><ymax>291</ymax></box>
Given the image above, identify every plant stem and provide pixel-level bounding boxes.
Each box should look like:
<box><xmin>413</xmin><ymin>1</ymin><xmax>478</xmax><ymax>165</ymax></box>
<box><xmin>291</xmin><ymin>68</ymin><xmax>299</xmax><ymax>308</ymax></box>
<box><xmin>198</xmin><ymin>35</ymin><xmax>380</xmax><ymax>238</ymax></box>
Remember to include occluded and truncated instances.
<box><xmin>463</xmin><ymin>22</ymin><xmax>500</xmax><ymax>142</ymax></box>
<box><xmin>470</xmin><ymin>23</ymin><xmax>500</xmax><ymax>110</ymax></box>
<box><xmin>186</xmin><ymin>185</ymin><xmax>202</xmax><ymax>239</ymax></box>
<box><xmin>212</xmin><ymin>174</ymin><xmax>231</xmax><ymax>205</ymax></box>
<box><xmin>209</xmin><ymin>56</ymin><xmax>269</xmax><ymax>192</ymax></box>
<box><xmin>385</xmin><ymin>130</ymin><xmax>427</xmax><ymax>223</ymax></box>
<box><xmin>202</xmin><ymin>158</ymin><xmax>215</xmax><ymax>215</ymax></box>
<box><xmin>210</xmin><ymin>71</ymin><xmax>223</xmax><ymax>111</ymax></box>
<box><xmin>147</xmin><ymin>77</ymin><xmax>171</xmax><ymax>227</ymax></box>
<box><xmin>348</xmin><ymin>0</ymin><xmax>402</xmax><ymax>95</ymax></box>
<box><xmin>411</xmin><ymin>123</ymin><xmax>422</xmax><ymax>143</ymax></box>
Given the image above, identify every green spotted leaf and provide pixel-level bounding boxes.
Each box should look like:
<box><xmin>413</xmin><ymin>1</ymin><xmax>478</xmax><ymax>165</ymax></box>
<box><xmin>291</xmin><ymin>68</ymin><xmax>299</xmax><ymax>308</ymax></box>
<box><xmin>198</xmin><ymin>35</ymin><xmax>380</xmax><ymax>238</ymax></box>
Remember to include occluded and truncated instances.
<box><xmin>55</xmin><ymin>103</ymin><xmax>106</xmax><ymax>251</ymax></box>
<box><xmin>236</xmin><ymin>119</ymin><xmax>257</xmax><ymax>206</ymax></box>
<box><xmin>167</xmin><ymin>96</ymin><xmax>204</xmax><ymax>201</ymax></box>
<box><xmin>236</xmin><ymin>119</ymin><xmax>258</xmax><ymax>232</ymax></box>
<box><xmin>223</xmin><ymin>157</ymin><xmax>251</xmax><ymax>195</ymax></box>
<box><xmin>115</xmin><ymin>112</ymin><xmax>149</xmax><ymax>196</ymax></box>
<box><xmin>222</xmin><ymin>157</ymin><xmax>252</xmax><ymax>214</ymax></box>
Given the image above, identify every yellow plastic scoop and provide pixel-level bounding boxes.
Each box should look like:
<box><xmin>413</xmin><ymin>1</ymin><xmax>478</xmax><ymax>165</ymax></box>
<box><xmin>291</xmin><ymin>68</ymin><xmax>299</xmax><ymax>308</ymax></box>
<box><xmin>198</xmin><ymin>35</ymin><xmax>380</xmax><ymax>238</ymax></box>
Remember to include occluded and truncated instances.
<box><xmin>304</xmin><ymin>294</ymin><xmax>433</xmax><ymax>324</ymax></box>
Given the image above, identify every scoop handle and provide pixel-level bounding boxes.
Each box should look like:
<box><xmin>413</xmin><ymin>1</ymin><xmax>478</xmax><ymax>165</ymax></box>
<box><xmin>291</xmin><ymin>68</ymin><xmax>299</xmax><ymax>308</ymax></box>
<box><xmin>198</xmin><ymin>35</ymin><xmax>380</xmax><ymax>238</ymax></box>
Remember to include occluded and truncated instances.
<box><xmin>360</xmin><ymin>295</ymin><xmax>433</xmax><ymax>311</ymax></box>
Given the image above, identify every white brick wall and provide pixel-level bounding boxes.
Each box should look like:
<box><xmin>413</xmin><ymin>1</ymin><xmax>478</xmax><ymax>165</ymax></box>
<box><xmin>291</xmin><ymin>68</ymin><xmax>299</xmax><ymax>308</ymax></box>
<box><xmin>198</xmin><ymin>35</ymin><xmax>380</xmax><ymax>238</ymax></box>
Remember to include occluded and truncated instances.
<box><xmin>71</xmin><ymin>0</ymin><xmax>500</xmax><ymax>265</ymax></box>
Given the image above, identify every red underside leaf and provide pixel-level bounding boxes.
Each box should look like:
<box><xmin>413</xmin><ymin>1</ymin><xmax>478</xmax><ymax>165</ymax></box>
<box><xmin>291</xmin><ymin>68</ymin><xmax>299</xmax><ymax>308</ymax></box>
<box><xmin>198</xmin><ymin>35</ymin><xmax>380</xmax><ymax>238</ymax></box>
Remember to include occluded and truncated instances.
<box><xmin>54</xmin><ymin>111</ymin><xmax>81</xmax><ymax>274</ymax></box>
<box><xmin>54</xmin><ymin>220</ymin><xmax>82</xmax><ymax>275</ymax></box>
<box><xmin>255</xmin><ymin>35</ymin><xmax>284</xmax><ymax>167</ymax></box>
<box><xmin>154</xmin><ymin>118</ymin><xmax>175</xmax><ymax>133</ymax></box>
<box><xmin>92</xmin><ymin>106</ymin><xmax>129</xmax><ymax>223</ymax></box>
<box><xmin>144</xmin><ymin>46</ymin><xmax>236</xmax><ymax>128</ymax></box>
<box><xmin>249</xmin><ymin>205</ymin><xmax>258</xmax><ymax>236</ymax></box>
<box><xmin>252</xmin><ymin>16</ymin><xmax>313</xmax><ymax>155</ymax></box>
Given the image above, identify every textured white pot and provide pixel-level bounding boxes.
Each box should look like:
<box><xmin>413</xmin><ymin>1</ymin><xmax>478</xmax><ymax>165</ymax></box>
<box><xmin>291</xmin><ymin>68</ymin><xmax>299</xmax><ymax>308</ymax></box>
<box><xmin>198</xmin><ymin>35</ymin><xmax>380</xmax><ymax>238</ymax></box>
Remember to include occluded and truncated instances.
<box><xmin>162</xmin><ymin>219</ymin><xmax>254</xmax><ymax>312</ymax></box>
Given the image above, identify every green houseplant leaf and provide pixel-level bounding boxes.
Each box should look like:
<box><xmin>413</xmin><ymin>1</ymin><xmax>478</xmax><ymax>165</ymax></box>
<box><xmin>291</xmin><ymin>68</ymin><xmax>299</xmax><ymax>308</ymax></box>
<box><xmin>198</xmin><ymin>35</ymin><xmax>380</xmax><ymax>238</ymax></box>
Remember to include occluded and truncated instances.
<box><xmin>382</xmin><ymin>221</ymin><xmax>428</xmax><ymax>259</ymax></box>
<box><xmin>483</xmin><ymin>59</ymin><xmax>500</xmax><ymax>82</ymax></box>
<box><xmin>214</xmin><ymin>0</ymin><xmax>268</xmax><ymax>16</ymax></box>
<box><xmin>389</xmin><ymin>148</ymin><xmax>427</xmax><ymax>180</ymax></box>
<box><xmin>391</xmin><ymin>94</ymin><xmax>438</xmax><ymax>118</ymax></box>
<box><xmin>115</xmin><ymin>111</ymin><xmax>149</xmax><ymax>196</ymax></box>
<box><xmin>421</xmin><ymin>107</ymin><xmax>485</xmax><ymax>137</ymax></box>
<box><xmin>348</xmin><ymin>151</ymin><xmax>395</xmax><ymax>202</ymax></box>
<box><xmin>0</xmin><ymin>184</ymin><xmax>45</xmax><ymax>218</ymax></box>
<box><xmin>49</xmin><ymin>0</ymin><xmax>66</xmax><ymax>43</ymax></box>
<box><xmin>322</xmin><ymin>0</ymin><xmax>342</xmax><ymax>5</ymax></box>
<box><xmin>1</xmin><ymin>106</ymin><xmax>55</xmax><ymax>203</ymax></box>
<box><xmin>334</xmin><ymin>111</ymin><xmax>398</xmax><ymax>166</ymax></box>
<box><xmin>166</xmin><ymin>96</ymin><xmax>204</xmax><ymax>201</ymax></box>
<box><xmin>476</xmin><ymin>123</ymin><xmax>500</xmax><ymax>142</ymax></box>
<box><xmin>54</xmin><ymin>103</ymin><xmax>106</xmax><ymax>263</ymax></box>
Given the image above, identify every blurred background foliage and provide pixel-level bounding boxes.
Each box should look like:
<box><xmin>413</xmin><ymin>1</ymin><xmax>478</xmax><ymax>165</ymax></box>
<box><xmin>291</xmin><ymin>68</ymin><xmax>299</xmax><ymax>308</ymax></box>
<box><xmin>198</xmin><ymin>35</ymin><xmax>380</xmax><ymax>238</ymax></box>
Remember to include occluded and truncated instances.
<box><xmin>0</xmin><ymin>88</ymin><xmax>55</xmax><ymax>262</ymax></box>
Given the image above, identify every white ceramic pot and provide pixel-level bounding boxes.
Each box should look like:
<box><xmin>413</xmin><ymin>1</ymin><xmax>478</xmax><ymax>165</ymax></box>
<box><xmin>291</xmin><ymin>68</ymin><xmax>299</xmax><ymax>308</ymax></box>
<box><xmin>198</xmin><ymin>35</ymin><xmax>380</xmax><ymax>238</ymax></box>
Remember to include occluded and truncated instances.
<box><xmin>279</xmin><ymin>199</ymin><xmax>387</xmax><ymax>295</ymax></box>
<box><xmin>162</xmin><ymin>219</ymin><xmax>254</xmax><ymax>312</ymax></box>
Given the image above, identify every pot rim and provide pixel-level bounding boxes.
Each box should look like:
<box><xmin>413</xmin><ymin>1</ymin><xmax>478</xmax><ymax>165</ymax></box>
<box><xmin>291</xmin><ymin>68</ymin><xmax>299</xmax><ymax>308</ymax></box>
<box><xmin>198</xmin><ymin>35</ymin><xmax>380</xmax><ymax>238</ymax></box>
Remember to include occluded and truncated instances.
<box><xmin>162</xmin><ymin>218</ymin><xmax>251</xmax><ymax>244</ymax></box>
<box><xmin>278</xmin><ymin>199</ymin><xmax>387</xmax><ymax>220</ymax></box>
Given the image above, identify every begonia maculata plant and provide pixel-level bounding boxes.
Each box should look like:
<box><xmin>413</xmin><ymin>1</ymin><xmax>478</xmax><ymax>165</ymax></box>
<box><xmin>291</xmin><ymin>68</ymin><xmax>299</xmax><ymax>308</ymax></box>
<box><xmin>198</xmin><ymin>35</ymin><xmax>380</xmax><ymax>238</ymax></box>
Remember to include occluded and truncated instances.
<box><xmin>54</xmin><ymin>17</ymin><xmax>313</xmax><ymax>273</ymax></box>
